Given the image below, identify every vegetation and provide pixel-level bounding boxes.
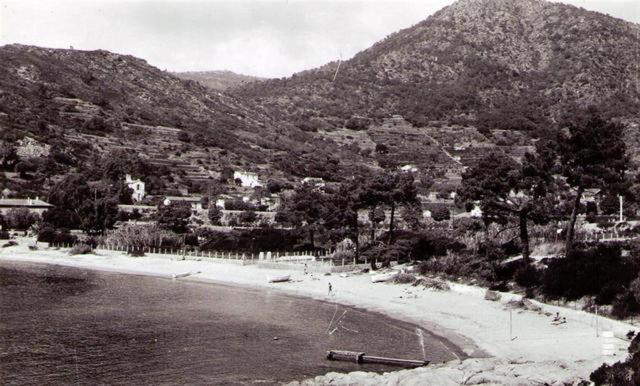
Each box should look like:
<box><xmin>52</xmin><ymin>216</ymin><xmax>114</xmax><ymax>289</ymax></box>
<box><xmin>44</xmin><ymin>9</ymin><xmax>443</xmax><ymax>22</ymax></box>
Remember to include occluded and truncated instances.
<box><xmin>591</xmin><ymin>333</ymin><xmax>640</xmax><ymax>385</ymax></box>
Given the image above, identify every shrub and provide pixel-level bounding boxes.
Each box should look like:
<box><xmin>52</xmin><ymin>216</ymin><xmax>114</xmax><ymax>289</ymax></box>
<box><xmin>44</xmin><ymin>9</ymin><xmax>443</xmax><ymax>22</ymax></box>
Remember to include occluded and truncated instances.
<box><xmin>611</xmin><ymin>289</ymin><xmax>640</xmax><ymax>319</ymax></box>
<box><xmin>392</xmin><ymin>273</ymin><xmax>417</xmax><ymax>284</ymax></box>
<box><xmin>2</xmin><ymin>241</ymin><xmax>18</xmax><ymax>248</ymax></box>
<box><xmin>590</xmin><ymin>333</ymin><xmax>640</xmax><ymax>385</ymax></box>
<box><xmin>514</xmin><ymin>264</ymin><xmax>542</xmax><ymax>288</ymax></box>
<box><xmin>542</xmin><ymin>245</ymin><xmax>640</xmax><ymax>301</ymax></box>
<box><xmin>37</xmin><ymin>227</ymin><xmax>77</xmax><ymax>245</ymax></box>
<box><xmin>128</xmin><ymin>248</ymin><xmax>146</xmax><ymax>257</ymax></box>
<box><xmin>332</xmin><ymin>250</ymin><xmax>355</xmax><ymax>262</ymax></box>
<box><xmin>414</xmin><ymin>277</ymin><xmax>450</xmax><ymax>291</ymax></box>
<box><xmin>239</xmin><ymin>210</ymin><xmax>257</xmax><ymax>224</ymax></box>
<box><xmin>69</xmin><ymin>243</ymin><xmax>93</xmax><ymax>255</ymax></box>
<box><xmin>417</xmin><ymin>253</ymin><xmax>497</xmax><ymax>284</ymax></box>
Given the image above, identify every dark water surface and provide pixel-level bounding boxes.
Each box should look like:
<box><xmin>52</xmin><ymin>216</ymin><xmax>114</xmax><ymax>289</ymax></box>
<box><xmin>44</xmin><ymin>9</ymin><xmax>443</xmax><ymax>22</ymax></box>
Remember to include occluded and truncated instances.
<box><xmin>0</xmin><ymin>261</ymin><xmax>457</xmax><ymax>385</ymax></box>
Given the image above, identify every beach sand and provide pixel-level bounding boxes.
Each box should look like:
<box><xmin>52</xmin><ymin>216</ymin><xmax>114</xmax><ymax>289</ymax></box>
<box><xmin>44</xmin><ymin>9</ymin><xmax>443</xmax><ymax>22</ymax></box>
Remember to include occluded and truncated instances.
<box><xmin>1</xmin><ymin>241</ymin><xmax>637</xmax><ymax>385</ymax></box>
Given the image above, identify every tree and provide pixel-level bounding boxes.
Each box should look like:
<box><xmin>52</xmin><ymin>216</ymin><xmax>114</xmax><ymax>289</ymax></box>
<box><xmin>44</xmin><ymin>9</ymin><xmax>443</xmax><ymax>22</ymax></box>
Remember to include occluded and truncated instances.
<box><xmin>208</xmin><ymin>206</ymin><xmax>222</xmax><ymax>225</ymax></box>
<box><xmin>457</xmin><ymin>147</ymin><xmax>556</xmax><ymax>263</ymax></box>
<box><xmin>156</xmin><ymin>201</ymin><xmax>192</xmax><ymax>233</ymax></box>
<box><xmin>401</xmin><ymin>203</ymin><xmax>423</xmax><ymax>230</ymax></box>
<box><xmin>386</xmin><ymin>172</ymin><xmax>418</xmax><ymax>245</ymax></box>
<box><xmin>276</xmin><ymin>185</ymin><xmax>327</xmax><ymax>247</ymax></box>
<box><xmin>0</xmin><ymin>142</ymin><xmax>18</xmax><ymax>171</ymax></box>
<box><xmin>267</xmin><ymin>180</ymin><xmax>284</xmax><ymax>194</ymax></box>
<box><xmin>558</xmin><ymin>113</ymin><xmax>628</xmax><ymax>253</ymax></box>
<box><xmin>44</xmin><ymin>175</ymin><xmax>120</xmax><ymax>234</ymax></box>
<box><xmin>360</xmin><ymin>172</ymin><xmax>417</xmax><ymax>267</ymax></box>
<box><xmin>368</xmin><ymin>206</ymin><xmax>386</xmax><ymax>242</ymax></box>
<box><xmin>322</xmin><ymin>180</ymin><xmax>364</xmax><ymax>257</ymax></box>
<box><xmin>239</xmin><ymin>210</ymin><xmax>257</xmax><ymax>225</ymax></box>
<box><xmin>5</xmin><ymin>208</ymin><xmax>39</xmax><ymax>230</ymax></box>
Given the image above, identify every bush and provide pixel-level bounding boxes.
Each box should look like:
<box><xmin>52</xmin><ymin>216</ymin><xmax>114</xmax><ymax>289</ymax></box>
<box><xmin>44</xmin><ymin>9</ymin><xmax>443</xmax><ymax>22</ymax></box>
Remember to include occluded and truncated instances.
<box><xmin>590</xmin><ymin>333</ymin><xmax>640</xmax><ymax>385</ymax></box>
<box><xmin>332</xmin><ymin>250</ymin><xmax>355</xmax><ymax>262</ymax></box>
<box><xmin>2</xmin><ymin>241</ymin><xmax>18</xmax><ymax>248</ymax></box>
<box><xmin>199</xmin><ymin>228</ymin><xmax>303</xmax><ymax>253</ymax></box>
<box><xmin>414</xmin><ymin>277</ymin><xmax>450</xmax><ymax>291</ymax></box>
<box><xmin>611</xmin><ymin>289</ymin><xmax>640</xmax><ymax>319</ymax></box>
<box><xmin>37</xmin><ymin>226</ymin><xmax>77</xmax><ymax>245</ymax></box>
<box><xmin>392</xmin><ymin>273</ymin><xmax>417</xmax><ymax>284</ymax></box>
<box><xmin>417</xmin><ymin>253</ymin><xmax>497</xmax><ymax>284</ymax></box>
<box><xmin>239</xmin><ymin>210</ymin><xmax>257</xmax><ymax>224</ymax></box>
<box><xmin>542</xmin><ymin>245</ymin><xmax>640</xmax><ymax>301</ymax></box>
<box><xmin>514</xmin><ymin>264</ymin><xmax>542</xmax><ymax>288</ymax></box>
<box><xmin>69</xmin><ymin>243</ymin><xmax>93</xmax><ymax>255</ymax></box>
<box><xmin>0</xmin><ymin>231</ymin><xmax>9</xmax><ymax>240</ymax></box>
<box><xmin>224</xmin><ymin>200</ymin><xmax>257</xmax><ymax>211</ymax></box>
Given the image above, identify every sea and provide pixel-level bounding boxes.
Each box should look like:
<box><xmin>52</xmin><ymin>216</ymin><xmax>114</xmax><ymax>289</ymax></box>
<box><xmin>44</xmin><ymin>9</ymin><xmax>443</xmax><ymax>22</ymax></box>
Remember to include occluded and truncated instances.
<box><xmin>0</xmin><ymin>260</ymin><xmax>459</xmax><ymax>385</ymax></box>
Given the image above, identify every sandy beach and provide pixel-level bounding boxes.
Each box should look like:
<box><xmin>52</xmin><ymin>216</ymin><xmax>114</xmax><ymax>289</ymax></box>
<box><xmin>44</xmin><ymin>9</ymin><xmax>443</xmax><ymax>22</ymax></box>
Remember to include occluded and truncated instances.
<box><xmin>1</xmin><ymin>241</ymin><xmax>637</xmax><ymax>385</ymax></box>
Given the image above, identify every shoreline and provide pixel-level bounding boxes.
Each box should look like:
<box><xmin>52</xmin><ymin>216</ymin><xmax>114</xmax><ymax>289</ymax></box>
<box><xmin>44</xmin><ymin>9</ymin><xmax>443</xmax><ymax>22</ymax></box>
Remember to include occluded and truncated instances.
<box><xmin>1</xmin><ymin>242</ymin><xmax>637</xmax><ymax>384</ymax></box>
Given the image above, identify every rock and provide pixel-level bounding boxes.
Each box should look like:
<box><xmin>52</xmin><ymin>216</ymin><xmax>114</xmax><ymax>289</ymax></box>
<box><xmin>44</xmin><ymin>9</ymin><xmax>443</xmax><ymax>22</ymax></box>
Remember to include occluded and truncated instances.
<box><xmin>484</xmin><ymin>289</ymin><xmax>501</xmax><ymax>301</ymax></box>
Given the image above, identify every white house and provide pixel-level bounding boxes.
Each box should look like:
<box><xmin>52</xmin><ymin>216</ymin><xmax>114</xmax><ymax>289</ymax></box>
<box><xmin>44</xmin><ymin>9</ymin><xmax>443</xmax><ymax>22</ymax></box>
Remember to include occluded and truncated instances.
<box><xmin>125</xmin><ymin>174</ymin><xmax>145</xmax><ymax>202</ymax></box>
<box><xmin>234</xmin><ymin>171</ymin><xmax>262</xmax><ymax>188</ymax></box>
<box><xmin>400</xmin><ymin>164</ymin><xmax>419</xmax><ymax>173</ymax></box>
<box><xmin>302</xmin><ymin>177</ymin><xmax>325</xmax><ymax>188</ymax></box>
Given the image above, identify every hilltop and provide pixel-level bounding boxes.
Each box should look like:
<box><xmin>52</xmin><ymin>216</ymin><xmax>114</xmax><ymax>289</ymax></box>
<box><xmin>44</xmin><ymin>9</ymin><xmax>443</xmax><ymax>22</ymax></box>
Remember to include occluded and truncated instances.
<box><xmin>174</xmin><ymin>70</ymin><xmax>265</xmax><ymax>91</ymax></box>
<box><xmin>235</xmin><ymin>0</ymin><xmax>640</xmax><ymax>132</ymax></box>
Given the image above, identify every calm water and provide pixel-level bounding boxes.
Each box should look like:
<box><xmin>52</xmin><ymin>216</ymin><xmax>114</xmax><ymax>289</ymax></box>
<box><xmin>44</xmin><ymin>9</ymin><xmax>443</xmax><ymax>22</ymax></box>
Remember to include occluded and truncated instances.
<box><xmin>0</xmin><ymin>261</ymin><xmax>459</xmax><ymax>385</ymax></box>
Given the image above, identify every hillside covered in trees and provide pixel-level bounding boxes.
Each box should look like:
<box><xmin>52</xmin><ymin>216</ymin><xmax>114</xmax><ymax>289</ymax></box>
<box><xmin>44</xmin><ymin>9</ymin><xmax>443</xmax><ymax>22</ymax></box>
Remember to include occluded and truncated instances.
<box><xmin>1</xmin><ymin>0</ymin><xmax>639</xmax><ymax>199</ymax></box>
<box><xmin>235</xmin><ymin>0</ymin><xmax>640</xmax><ymax>134</ymax></box>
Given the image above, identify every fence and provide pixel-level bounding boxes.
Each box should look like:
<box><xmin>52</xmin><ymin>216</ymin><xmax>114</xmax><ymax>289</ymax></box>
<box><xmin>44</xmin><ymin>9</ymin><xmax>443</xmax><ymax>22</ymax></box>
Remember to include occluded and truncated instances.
<box><xmin>576</xmin><ymin>231</ymin><xmax>638</xmax><ymax>243</ymax></box>
<box><xmin>48</xmin><ymin>242</ymin><xmax>349</xmax><ymax>268</ymax></box>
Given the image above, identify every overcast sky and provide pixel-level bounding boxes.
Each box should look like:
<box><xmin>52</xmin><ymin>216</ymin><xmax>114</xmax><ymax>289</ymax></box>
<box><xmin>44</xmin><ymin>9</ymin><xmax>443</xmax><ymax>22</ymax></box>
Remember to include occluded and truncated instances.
<box><xmin>0</xmin><ymin>0</ymin><xmax>638</xmax><ymax>78</ymax></box>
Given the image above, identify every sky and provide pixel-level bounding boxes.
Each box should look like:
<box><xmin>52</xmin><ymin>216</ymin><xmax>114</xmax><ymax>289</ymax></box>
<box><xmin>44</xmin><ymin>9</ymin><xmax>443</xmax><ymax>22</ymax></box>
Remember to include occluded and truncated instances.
<box><xmin>0</xmin><ymin>0</ymin><xmax>638</xmax><ymax>78</ymax></box>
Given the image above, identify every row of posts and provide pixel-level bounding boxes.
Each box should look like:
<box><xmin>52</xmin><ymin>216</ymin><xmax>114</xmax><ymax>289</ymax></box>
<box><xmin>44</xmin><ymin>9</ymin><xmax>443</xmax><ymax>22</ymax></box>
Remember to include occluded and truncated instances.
<box><xmin>52</xmin><ymin>242</ymin><xmax>331</xmax><ymax>261</ymax></box>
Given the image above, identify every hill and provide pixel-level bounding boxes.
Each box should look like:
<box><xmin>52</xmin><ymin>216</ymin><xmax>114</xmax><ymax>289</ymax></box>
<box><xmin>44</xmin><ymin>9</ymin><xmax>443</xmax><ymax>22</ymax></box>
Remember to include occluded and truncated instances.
<box><xmin>174</xmin><ymin>70</ymin><xmax>265</xmax><ymax>91</ymax></box>
<box><xmin>2</xmin><ymin>0</ymin><xmax>640</xmax><ymax>199</ymax></box>
<box><xmin>235</xmin><ymin>0</ymin><xmax>640</xmax><ymax>133</ymax></box>
<box><xmin>0</xmin><ymin>44</ymin><xmax>372</xmax><ymax>197</ymax></box>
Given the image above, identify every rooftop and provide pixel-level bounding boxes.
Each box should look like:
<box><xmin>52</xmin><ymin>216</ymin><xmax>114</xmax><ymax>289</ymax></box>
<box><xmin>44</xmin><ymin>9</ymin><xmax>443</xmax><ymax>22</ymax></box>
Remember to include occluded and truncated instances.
<box><xmin>0</xmin><ymin>198</ymin><xmax>53</xmax><ymax>207</ymax></box>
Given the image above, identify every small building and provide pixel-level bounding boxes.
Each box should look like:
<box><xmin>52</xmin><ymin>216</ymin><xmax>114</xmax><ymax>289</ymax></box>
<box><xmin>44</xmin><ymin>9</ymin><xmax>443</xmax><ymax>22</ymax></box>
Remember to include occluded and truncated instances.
<box><xmin>0</xmin><ymin>197</ymin><xmax>53</xmax><ymax>215</ymax></box>
<box><xmin>301</xmin><ymin>177</ymin><xmax>325</xmax><ymax>188</ymax></box>
<box><xmin>16</xmin><ymin>136</ymin><xmax>50</xmax><ymax>158</ymax></box>
<box><xmin>260</xmin><ymin>195</ymin><xmax>281</xmax><ymax>211</ymax></box>
<box><xmin>117</xmin><ymin>204</ymin><xmax>157</xmax><ymax>215</ymax></box>
<box><xmin>400</xmin><ymin>164</ymin><xmax>419</xmax><ymax>173</ymax></box>
<box><xmin>234</xmin><ymin>171</ymin><xmax>262</xmax><ymax>188</ymax></box>
<box><xmin>163</xmin><ymin>196</ymin><xmax>204</xmax><ymax>213</ymax></box>
<box><xmin>125</xmin><ymin>174</ymin><xmax>145</xmax><ymax>202</ymax></box>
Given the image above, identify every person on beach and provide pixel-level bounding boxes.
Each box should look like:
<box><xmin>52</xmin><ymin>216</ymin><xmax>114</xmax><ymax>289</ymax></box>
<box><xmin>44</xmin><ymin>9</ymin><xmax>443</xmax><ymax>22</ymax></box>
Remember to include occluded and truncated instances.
<box><xmin>328</xmin><ymin>282</ymin><xmax>333</xmax><ymax>296</ymax></box>
<box><xmin>304</xmin><ymin>263</ymin><xmax>308</xmax><ymax>275</ymax></box>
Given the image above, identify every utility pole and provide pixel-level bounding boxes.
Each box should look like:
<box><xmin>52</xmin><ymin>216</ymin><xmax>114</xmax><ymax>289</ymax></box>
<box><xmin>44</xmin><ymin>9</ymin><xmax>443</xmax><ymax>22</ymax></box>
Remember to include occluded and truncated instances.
<box><xmin>619</xmin><ymin>195</ymin><xmax>624</xmax><ymax>223</ymax></box>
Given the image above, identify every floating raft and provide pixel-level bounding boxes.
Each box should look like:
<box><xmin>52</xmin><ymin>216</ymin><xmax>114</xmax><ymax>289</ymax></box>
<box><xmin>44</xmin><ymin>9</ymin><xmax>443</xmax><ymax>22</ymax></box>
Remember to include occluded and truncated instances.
<box><xmin>326</xmin><ymin>350</ymin><xmax>429</xmax><ymax>368</ymax></box>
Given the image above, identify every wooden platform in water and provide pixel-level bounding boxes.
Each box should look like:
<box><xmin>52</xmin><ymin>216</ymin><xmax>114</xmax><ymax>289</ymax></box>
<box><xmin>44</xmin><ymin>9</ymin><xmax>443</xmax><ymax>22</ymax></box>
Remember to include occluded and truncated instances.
<box><xmin>326</xmin><ymin>350</ymin><xmax>429</xmax><ymax>368</ymax></box>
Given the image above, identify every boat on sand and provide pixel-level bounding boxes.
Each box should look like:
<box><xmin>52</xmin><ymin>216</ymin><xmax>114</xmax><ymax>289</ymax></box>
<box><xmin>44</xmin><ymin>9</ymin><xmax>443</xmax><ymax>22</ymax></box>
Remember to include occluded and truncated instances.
<box><xmin>268</xmin><ymin>274</ymin><xmax>291</xmax><ymax>283</ymax></box>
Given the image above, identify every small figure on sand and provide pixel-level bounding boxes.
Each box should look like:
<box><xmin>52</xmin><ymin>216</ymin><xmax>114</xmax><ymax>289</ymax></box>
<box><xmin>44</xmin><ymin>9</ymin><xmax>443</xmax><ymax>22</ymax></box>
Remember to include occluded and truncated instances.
<box><xmin>551</xmin><ymin>312</ymin><xmax>567</xmax><ymax>325</ymax></box>
<box><xmin>304</xmin><ymin>263</ymin><xmax>308</xmax><ymax>275</ymax></box>
<box><xmin>328</xmin><ymin>282</ymin><xmax>333</xmax><ymax>296</ymax></box>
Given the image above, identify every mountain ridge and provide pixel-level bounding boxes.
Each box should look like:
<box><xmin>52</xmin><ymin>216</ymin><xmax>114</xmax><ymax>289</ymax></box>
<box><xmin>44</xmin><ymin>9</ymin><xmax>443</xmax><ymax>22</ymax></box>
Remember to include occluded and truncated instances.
<box><xmin>174</xmin><ymin>70</ymin><xmax>265</xmax><ymax>91</ymax></box>
<box><xmin>234</xmin><ymin>0</ymin><xmax>640</xmax><ymax>132</ymax></box>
